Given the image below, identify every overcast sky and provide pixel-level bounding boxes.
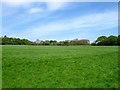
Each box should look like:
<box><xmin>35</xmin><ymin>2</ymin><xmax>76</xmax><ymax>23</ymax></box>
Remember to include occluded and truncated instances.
<box><xmin>2</xmin><ymin>1</ymin><xmax>118</xmax><ymax>42</ymax></box>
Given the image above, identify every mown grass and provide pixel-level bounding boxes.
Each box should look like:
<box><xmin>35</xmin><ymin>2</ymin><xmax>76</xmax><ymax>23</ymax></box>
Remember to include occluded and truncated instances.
<box><xmin>2</xmin><ymin>45</ymin><xmax>118</xmax><ymax>88</ymax></box>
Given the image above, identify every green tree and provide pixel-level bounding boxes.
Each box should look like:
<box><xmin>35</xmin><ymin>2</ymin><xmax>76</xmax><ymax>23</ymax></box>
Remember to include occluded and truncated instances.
<box><xmin>43</xmin><ymin>40</ymin><xmax>50</xmax><ymax>45</ymax></box>
<box><xmin>79</xmin><ymin>39</ymin><xmax>90</xmax><ymax>45</ymax></box>
<box><xmin>63</xmin><ymin>40</ymin><xmax>69</xmax><ymax>46</ymax></box>
<box><xmin>107</xmin><ymin>35</ymin><xmax>118</xmax><ymax>45</ymax></box>
<box><xmin>2</xmin><ymin>36</ymin><xmax>32</xmax><ymax>45</ymax></box>
<box><xmin>95</xmin><ymin>36</ymin><xmax>107</xmax><ymax>45</ymax></box>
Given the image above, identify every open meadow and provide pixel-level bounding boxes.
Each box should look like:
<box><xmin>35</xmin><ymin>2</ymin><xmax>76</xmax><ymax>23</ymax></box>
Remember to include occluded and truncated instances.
<box><xmin>2</xmin><ymin>45</ymin><xmax>118</xmax><ymax>88</ymax></box>
<box><xmin>0</xmin><ymin>45</ymin><xmax>2</xmax><ymax>89</ymax></box>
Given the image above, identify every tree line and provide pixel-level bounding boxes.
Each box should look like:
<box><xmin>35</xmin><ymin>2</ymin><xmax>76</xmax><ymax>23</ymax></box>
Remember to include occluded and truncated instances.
<box><xmin>0</xmin><ymin>35</ymin><xmax>120</xmax><ymax>46</ymax></box>
<box><xmin>0</xmin><ymin>35</ymin><xmax>90</xmax><ymax>45</ymax></box>
<box><xmin>34</xmin><ymin>38</ymin><xmax>90</xmax><ymax>46</ymax></box>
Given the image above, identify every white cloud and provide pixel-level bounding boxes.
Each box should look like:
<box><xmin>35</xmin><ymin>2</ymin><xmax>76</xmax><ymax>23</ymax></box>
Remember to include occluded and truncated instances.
<box><xmin>20</xmin><ymin>10</ymin><xmax>117</xmax><ymax>40</ymax></box>
<box><xmin>46</xmin><ymin>2</ymin><xmax>67</xmax><ymax>11</ymax></box>
<box><xmin>29</xmin><ymin>8</ymin><xmax>44</xmax><ymax>14</ymax></box>
<box><xmin>2</xmin><ymin>1</ymin><xmax>67</xmax><ymax>15</ymax></box>
<box><xmin>2</xmin><ymin>1</ymin><xmax>68</xmax><ymax>27</ymax></box>
<box><xmin>2</xmin><ymin>1</ymin><xmax>118</xmax><ymax>41</ymax></box>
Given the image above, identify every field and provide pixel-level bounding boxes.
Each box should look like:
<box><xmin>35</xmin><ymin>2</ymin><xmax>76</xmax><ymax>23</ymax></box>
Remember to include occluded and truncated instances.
<box><xmin>0</xmin><ymin>46</ymin><xmax>2</xmax><ymax>89</ymax></box>
<box><xmin>2</xmin><ymin>45</ymin><xmax>118</xmax><ymax>88</ymax></box>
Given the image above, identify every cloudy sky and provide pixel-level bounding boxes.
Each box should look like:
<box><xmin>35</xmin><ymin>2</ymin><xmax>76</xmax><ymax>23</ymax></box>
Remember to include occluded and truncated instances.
<box><xmin>2</xmin><ymin>0</ymin><xmax>118</xmax><ymax>42</ymax></box>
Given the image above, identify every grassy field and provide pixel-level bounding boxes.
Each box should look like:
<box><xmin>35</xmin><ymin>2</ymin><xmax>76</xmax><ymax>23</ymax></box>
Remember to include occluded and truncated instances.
<box><xmin>2</xmin><ymin>45</ymin><xmax>118</xmax><ymax>88</ymax></box>
<box><xmin>0</xmin><ymin>45</ymin><xmax>2</xmax><ymax>89</ymax></box>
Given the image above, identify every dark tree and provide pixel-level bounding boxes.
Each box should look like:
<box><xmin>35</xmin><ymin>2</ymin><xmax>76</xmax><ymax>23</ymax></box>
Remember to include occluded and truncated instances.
<box><xmin>107</xmin><ymin>35</ymin><xmax>118</xmax><ymax>45</ymax></box>
<box><xmin>2</xmin><ymin>36</ymin><xmax>32</xmax><ymax>45</ymax></box>
<box><xmin>92</xmin><ymin>35</ymin><xmax>119</xmax><ymax>46</ymax></box>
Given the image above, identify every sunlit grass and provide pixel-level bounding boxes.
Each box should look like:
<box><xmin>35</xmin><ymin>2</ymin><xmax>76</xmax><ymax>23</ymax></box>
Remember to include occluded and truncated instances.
<box><xmin>2</xmin><ymin>45</ymin><xmax>118</xmax><ymax>88</ymax></box>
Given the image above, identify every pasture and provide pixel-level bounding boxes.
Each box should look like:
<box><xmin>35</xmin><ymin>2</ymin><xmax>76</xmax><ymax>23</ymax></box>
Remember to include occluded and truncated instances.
<box><xmin>2</xmin><ymin>45</ymin><xmax>118</xmax><ymax>88</ymax></box>
<box><xmin>0</xmin><ymin>46</ymin><xmax>2</xmax><ymax>89</ymax></box>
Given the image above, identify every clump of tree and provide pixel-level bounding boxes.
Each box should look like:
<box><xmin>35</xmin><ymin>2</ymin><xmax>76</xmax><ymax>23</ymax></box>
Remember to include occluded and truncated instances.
<box><xmin>0</xmin><ymin>35</ymin><xmax>32</xmax><ymax>45</ymax></box>
<box><xmin>33</xmin><ymin>39</ymin><xmax>58</xmax><ymax>45</ymax></box>
<box><xmin>91</xmin><ymin>35</ymin><xmax>120</xmax><ymax>46</ymax></box>
<box><xmin>69</xmin><ymin>39</ymin><xmax>90</xmax><ymax>45</ymax></box>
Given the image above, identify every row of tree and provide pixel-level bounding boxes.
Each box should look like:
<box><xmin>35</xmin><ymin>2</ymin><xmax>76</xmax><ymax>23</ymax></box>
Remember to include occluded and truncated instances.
<box><xmin>0</xmin><ymin>35</ymin><xmax>120</xmax><ymax>46</ymax></box>
<box><xmin>0</xmin><ymin>36</ymin><xmax>90</xmax><ymax>45</ymax></box>
<box><xmin>34</xmin><ymin>39</ymin><xmax>90</xmax><ymax>46</ymax></box>
<box><xmin>91</xmin><ymin>35</ymin><xmax>120</xmax><ymax>46</ymax></box>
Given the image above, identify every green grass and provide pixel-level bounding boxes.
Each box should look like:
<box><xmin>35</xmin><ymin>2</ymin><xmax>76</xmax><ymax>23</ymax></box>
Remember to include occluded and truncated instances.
<box><xmin>2</xmin><ymin>45</ymin><xmax>118</xmax><ymax>88</ymax></box>
<box><xmin>0</xmin><ymin>45</ymin><xmax>2</xmax><ymax>89</ymax></box>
